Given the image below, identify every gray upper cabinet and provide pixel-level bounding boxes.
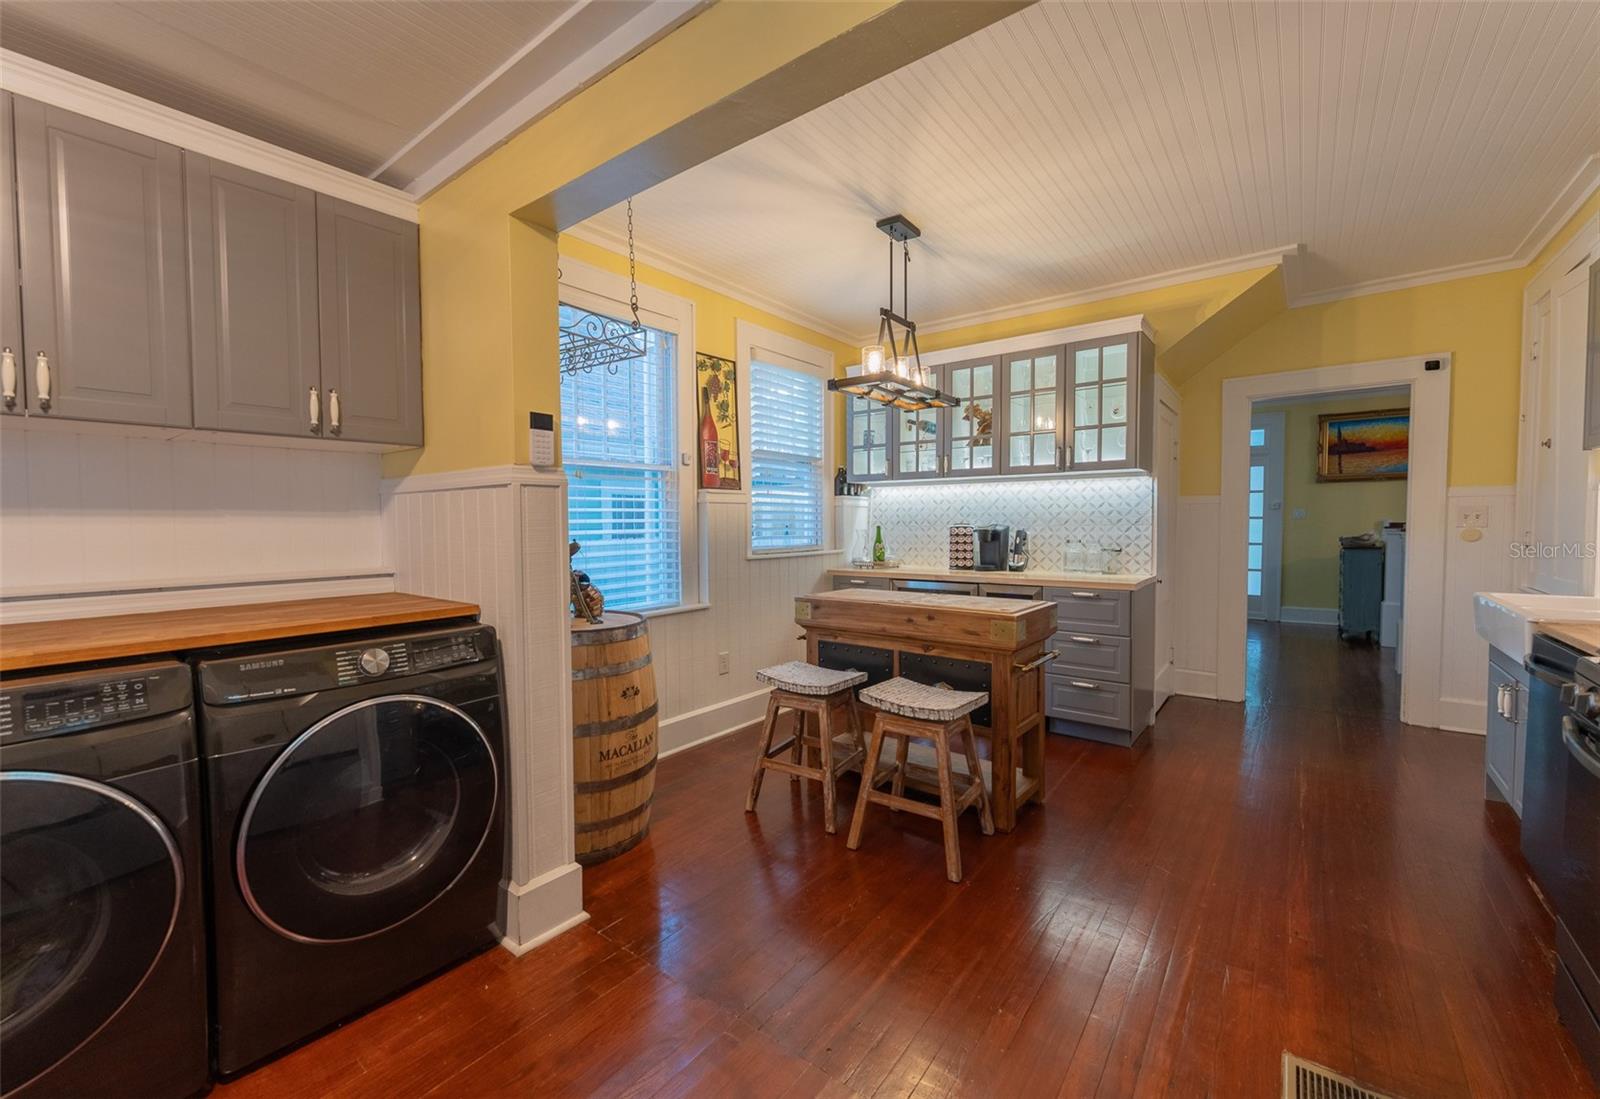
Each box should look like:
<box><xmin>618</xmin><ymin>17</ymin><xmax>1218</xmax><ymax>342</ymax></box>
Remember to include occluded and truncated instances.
<box><xmin>1000</xmin><ymin>346</ymin><xmax>1065</xmax><ymax>474</ymax></box>
<box><xmin>187</xmin><ymin>154</ymin><xmax>320</xmax><ymax>436</ymax></box>
<box><xmin>940</xmin><ymin>355</ymin><xmax>998</xmax><ymax>477</ymax></box>
<box><xmin>2</xmin><ymin>95</ymin><xmax>22</xmax><ymax>417</ymax></box>
<box><xmin>1067</xmin><ymin>332</ymin><xmax>1154</xmax><ymax>473</ymax></box>
<box><xmin>14</xmin><ymin>98</ymin><xmax>191</xmax><ymax>427</ymax></box>
<box><xmin>316</xmin><ymin>196</ymin><xmax>422</xmax><ymax>446</ymax></box>
<box><xmin>844</xmin><ymin>380</ymin><xmax>892</xmax><ymax>482</ymax></box>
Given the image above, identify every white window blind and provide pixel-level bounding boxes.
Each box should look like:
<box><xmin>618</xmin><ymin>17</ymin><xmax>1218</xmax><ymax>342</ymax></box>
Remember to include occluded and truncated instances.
<box><xmin>560</xmin><ymin>303</ymin><xmax>681</xmax><ymax>611</ymax></box>
<box><xmin>750</xmin><ymin>358</ymin><xmax>824</xmax><ymax>552</ymax></box>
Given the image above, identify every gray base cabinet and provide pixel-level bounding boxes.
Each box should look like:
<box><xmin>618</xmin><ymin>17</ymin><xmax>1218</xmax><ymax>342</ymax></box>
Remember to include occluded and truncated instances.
<box><xmin>1485</xmin><ymin>646</ymin><xmax>1529</xmax><ymax>814</ymax></box>
<box><xmin>14</xmin><ymin>98</ymin><xmax>191</xmax><ymax>427</ymax></box>
<box><xmin>1044</xmin><ymin>583</ymin><xmax>1155</xmax><ymax>747</ymax></box>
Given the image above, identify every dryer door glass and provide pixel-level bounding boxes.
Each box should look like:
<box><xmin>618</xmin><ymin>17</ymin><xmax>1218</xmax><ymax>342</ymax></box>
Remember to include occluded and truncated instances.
<box><xmin>0</xmin><ymin>773</ymin><xmax>182</xmax><ymax>1095</ymax></box>
<box><xmin>237</xmin><ymin>695</ymin><xmax>498</xmax><ymax>943</ymax></box>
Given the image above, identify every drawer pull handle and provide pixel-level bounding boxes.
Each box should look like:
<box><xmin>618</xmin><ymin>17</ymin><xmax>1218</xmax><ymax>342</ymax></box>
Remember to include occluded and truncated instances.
<box><xmin>1068</xmin><ymin>591</ymin><xmax>1101</xmax><ymax>599</ymax></box>
<box><xmin>1068</xmin><ymin>635</ymin><xmax>1100</xmax><ymax>645</ymax></box>
<box><xmin>1014</xmin><ymin>650</ymin><xmax>1058</xmax><ymax>673</ymax></box>
<box><xmin>1069</xmin><ymin>680</ymin><xmax>1101</xmax><ymax>691</ymax></box>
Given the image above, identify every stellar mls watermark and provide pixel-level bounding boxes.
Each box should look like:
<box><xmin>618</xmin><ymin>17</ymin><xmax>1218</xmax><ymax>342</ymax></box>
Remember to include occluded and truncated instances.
<box><xmin>1509</xmin><ymin>541</ymin><xmax>1599</xmax><ymax>560</ymax></box>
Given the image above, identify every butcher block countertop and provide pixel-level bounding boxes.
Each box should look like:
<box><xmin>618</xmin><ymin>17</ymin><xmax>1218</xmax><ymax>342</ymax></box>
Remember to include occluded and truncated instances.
<box><xmin>828</xmin><ymin>566</ymin><xmax>1155</xmax><ymax>591</ymax></box>
<box><xmin>0</xmin><ymin>593</ymin><xmax>480</xmax><ymax>673</ymax></box>
<box><xmin>796</xmin><ymin>588</ymin><xmax>1057</xmax><ymax>652</ymax></box>
<box><xmin>1538</xmin><ymin>622</ymin><xmax>1600</xmax><ymax>656</ymax></box>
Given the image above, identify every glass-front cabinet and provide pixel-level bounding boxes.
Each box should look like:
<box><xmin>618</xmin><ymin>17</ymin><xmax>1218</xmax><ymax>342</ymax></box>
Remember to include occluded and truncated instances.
<box><xmin>1001</xmin><ymin>347</ymin><xmax>1063</xmax><ymax>474</ymax></box>
<box><xmin>895</xmin><ymin>402</ymin><xmax>942</xmax><ymax>479</ymax></box>
<box><xmin>844</xmin><ymin>383</ymin><xmax>892</xmax><ymax>482</ymax></box>
<box><xmin>840</xmin><ymin>327</ymin><xmax>1153</xmax><ymax>483</ymax></box>
<box><xmin>941</xmin><ymin>356</ymin><xmax>997</xmax><ymax>477</ymax></box>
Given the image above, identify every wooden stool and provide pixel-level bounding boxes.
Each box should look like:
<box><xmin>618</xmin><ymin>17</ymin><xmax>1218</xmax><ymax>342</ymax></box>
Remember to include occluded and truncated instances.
<box><xmin>847</xmin><ymin>677</ymin><xmax>994</xmax><ymax>883</ymax></box>
<box><xmin>746</xmin><ymin>661</ymin><xmax>869</xmax><ymax>834</ymax></box>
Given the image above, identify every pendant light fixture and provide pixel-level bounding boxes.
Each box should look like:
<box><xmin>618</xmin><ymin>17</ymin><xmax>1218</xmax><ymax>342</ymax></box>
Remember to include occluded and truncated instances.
<box><xmin>828</xmin><ymin>214</ymin><xmax>959</xmax><ymax>411</ymax></box>
<box><xmin>559</xmin><ymin>199</ymin><xmax>646</xmax><ymax>376</ymax></box>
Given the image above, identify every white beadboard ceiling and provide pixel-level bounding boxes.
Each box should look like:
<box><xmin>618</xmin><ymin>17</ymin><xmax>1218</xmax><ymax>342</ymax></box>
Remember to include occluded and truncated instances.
<box><xmin>574</xmin><ymin>0</ymin><xmax>1600</xmax><ymax>336</ymax></box>
<box><xmin>0</xmin><ymin>0</ymin><xmax>697</xmax><ymax>192</ymax></box>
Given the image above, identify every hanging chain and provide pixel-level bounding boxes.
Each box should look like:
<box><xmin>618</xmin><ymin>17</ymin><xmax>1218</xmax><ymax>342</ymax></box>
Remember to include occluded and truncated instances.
<box><xmin>626</xmin><ymin>198</ymin><xmax>641</xmax><ymax>329</ymax></box>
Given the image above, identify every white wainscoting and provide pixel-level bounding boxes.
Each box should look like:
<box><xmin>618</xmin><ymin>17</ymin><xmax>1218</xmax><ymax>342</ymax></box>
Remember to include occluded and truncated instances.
<box><xmin>0</xmin><ymin>426</ymin><xmax>389</xmax><ymax>620</ymax></box>
<box><xmin>382</xmin><ymin>467</ymin><xmax>585</xmax><ymax>954</ymax></box>
<box><xmin>1436</xmin><ymin>485</ymin><xmax>1518</xmax><ymax>734</ymax></box>
<box><xmin>652</xmin><ymin>493</ymin><xmax>836</xmax><ymax>755</ymax></box>
<box><xmin>1172</xmin><ymin>496</ymin><xmax>1220</xmax><ymax>699</ymax></box>
<box><xmin>1172</xmin><ymin>486</ymin><xmax>1517</xmax><ymax>734</ymax></box>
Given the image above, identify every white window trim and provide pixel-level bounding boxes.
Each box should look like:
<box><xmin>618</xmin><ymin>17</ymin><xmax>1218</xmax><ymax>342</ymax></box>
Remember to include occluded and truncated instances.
<box><xmin>558</xmin><ymin>255</ymin><xmax>704</xmax><ymax>611</ymax></box>
<box><xmin>737</xmin><ymin>320</ymin><xmax>836</xmax><ymax>559</ymax></box>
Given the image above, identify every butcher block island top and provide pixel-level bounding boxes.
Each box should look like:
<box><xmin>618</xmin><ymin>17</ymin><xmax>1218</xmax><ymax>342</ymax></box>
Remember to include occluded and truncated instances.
<box><xmin>0</xmin><ymin>593</ymin><xmax>480</xmax><ymax>672</ymax></box>
<box><xmin>796</xmin><ymin>588</ymin><xmax>1056</xmax><ymax>652</ymax></box>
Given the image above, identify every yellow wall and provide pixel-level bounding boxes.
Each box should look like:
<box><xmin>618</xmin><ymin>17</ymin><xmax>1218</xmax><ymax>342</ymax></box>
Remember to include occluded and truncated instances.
<box><xmin>1176</xmin><ymin>267</ymin><xmax>1525</xmax><ymax>495</ymax></box>
<box><xmin>1259</xmin><ymin>393</ymin><xmax>1411</xmax><ymax>609</ymax></box>
<box><xmin>384</xmin><ymin>1</ymin><xmax>894</xmax><ymax>478</ymax></box>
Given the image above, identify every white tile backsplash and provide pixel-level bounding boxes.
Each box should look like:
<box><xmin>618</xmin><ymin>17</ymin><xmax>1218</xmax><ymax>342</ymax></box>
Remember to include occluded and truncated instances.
<box><xmin>866</xmin><ymin>476</ymin><xmax>1154</xmax><ymax>574</ymax></box>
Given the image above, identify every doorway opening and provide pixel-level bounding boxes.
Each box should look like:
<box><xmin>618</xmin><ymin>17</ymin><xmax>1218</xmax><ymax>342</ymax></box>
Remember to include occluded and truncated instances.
<box><xmin>1243</xmin><ymin>385</ymin><xmax>1413</xmax><ymax>719</ymax></box>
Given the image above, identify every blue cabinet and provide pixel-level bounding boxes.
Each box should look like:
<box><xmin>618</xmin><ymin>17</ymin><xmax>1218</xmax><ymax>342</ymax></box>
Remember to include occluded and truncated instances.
<box><xmin>1337</xmin><ymin>545</ymin><xmax>1384</xmax><ymax>641</ymax></box>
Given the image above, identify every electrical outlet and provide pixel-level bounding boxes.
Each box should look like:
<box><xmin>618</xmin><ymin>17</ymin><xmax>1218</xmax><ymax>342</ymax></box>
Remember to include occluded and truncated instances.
<box><xmin>1456</xmin><ymin>506</ymin><xmax>1488</xmax><ymax>529</ymax></box>
<box><xmin>717</xmin><ymin>651</ymin><xmax>730</xmax><ymax>676</ymax></box>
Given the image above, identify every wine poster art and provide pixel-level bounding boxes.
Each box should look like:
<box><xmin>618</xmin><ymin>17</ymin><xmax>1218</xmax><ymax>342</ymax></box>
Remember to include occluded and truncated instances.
<box><xmin>695</xmin><ymin>353</ymin><xmax>741</xmax><ymax>490</ymax></box>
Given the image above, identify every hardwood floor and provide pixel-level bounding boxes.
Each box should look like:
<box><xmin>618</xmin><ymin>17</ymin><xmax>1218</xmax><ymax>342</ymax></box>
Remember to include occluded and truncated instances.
<box><xmin>219</xmin><ymin>626</ymin><xmax>1595</xmax><ymax>1098</ymax></box>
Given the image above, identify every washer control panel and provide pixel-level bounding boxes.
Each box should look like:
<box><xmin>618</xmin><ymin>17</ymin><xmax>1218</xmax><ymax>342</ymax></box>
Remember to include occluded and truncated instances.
<box><xmin>0</xmin><ymin>662</ymin><xmax>192</xmax><ymax>742</ymax></box>
<box><xmin>199</xmin><ymin>626</ymin><xmax>494</xmax><ymax>704</ymax></box>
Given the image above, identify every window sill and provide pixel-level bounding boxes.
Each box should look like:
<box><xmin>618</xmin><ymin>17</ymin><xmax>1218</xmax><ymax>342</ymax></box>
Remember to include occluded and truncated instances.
<box><xmin>746</xmin><ymin>548</ymin><xmax>844</xmax><ymax>562</ymax></box>
<box><xmin>638</xmin><ymin>602</ymin><xmax>711</xmax><ymax>620</ymax></box>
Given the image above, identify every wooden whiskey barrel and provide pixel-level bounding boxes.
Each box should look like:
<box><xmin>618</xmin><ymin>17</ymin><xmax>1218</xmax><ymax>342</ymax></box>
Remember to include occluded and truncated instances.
<box><xmin>571</xmin><ymin>611</ymin><xmax>658</xmax><ymax>865</ymax></box>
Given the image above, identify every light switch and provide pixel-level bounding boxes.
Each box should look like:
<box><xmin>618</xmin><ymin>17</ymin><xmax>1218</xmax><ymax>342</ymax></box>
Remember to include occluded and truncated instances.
<box><xmin>1456</xmin><ymin>506</ymin><xmax>1488</xmax><ymax>529</ymax></box>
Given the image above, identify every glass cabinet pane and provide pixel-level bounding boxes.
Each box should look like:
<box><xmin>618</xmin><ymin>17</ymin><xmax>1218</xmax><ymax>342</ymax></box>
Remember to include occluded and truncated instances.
<box><xmin>897</xmin><ymin>405</ymin><xmax>939</xmax><ymax>476</ymax></box>
<box><xmin>1075</xmin><ymin>347</ymin><xmax>1100</xmax><ymax>384</ymax></box>
<box><xmin>1003</xmin><ymin>350</ymin><xmax>1061</xmax><ymax>472</ymax></box>
<box><xmin>846</xmin><ymin>392</ymin><xmax>890</xmax><ymax>481</ymax></box>
<box><xmin>1067</xmin><ymin>338</ymin><xmax>1135</xmax><ymax>469</ymax></box>
<box><xmin>943</xmin><ymin>359</ymin><xmax>996</xmax><ymax>476</ymax></box>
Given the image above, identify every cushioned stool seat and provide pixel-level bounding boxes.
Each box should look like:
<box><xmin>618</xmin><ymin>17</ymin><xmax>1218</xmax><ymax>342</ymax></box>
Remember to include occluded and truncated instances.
<box><xmin>859</xmin><ymin>677</ymin><xmax>986</xmax><ymax>721</ymax></box>
<box><xmin>746</xmin><ymin>662</ymin><xmax>869</xmax><ymax>834</ymax></box>
<box><xmin>756</xmin><ymin>660</ymin><xmax>867</xmax><ymax>696</ymax></box>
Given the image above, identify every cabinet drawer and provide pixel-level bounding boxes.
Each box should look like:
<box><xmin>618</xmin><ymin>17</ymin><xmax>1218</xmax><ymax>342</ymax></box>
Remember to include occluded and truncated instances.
<box><xmin>1045</xmin><ymin>674</ymin><xmax>1131</xmax><ymax>730</ymax></box>
<box><xmin>1048</xmin><ymin>632</ymin><xmax>1131</xmax><ymax>683</ymax></box>
<box><xmin>1044</xmin><ymin>588</ymin><xmax>1131</xmax><ymax>636</ymax></box>
<box><xmin>832</xmin><ymin>575</ymin><xmax>892</xmax><ymax>591</ymax></box>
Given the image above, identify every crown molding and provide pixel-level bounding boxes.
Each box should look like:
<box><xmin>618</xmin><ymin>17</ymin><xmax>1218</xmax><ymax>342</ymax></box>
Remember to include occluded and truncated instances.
<box><xmin>875</xmin><ymin>245</ymin><xmax>1301</xmax><ymax>344</ymax></box>
<box><xmin>1511</xmin><ymin>153</ymin><xmax>1600</xmax><ymax>266</ymax></box>
<box><xmin>0</xmin><ymin>48</ymin><xmax>418</xmax><ymax>221</ymax></box>
<box><xmin>561</xmin><ymin>223</ymin><xmax>859</xmax><ymax>345</ymax></box>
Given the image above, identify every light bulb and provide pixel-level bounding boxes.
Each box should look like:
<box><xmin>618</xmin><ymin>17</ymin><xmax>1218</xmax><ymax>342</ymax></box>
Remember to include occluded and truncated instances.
<box><xmin>860</xmin><ymin>344</ymin><xmax>886</xmax><ymax>374</ymax></box>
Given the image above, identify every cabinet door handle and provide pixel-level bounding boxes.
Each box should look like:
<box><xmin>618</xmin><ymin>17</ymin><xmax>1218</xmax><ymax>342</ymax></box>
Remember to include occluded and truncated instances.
<box><xmin>329</xmin><ymin>388</ymin><xmax>341</xmax><ymax>436</ymax></box>
<box><xmin>1</xmin><ymin>348</ymin><xmax>14</xmax><ymax>409</ymax></box>
<box><xmin>308</xmin><ymin>385</ymin><xmax>321</xmax><ymax>433</ymax></box>
<box><xmin>1495</xmin><ymin>684</ymin><xmax>1511</xmax><ymax>720</ymax></box>
<box><xmin>34</xmin><ymin>352</ymin><xmax>50</xmax><ymax>412</ymax></box>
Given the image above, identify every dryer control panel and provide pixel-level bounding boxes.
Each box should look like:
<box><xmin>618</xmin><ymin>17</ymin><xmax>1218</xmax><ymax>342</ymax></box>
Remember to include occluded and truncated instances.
<box><xmin>0</xmin><ymin>661</ymin><xmax>192</xmax><ymax>742</ymax></box>
<box><xmin>200</xmin><ymin>626</ymin><xmax>495</xmax><ymax>704</ymax></box>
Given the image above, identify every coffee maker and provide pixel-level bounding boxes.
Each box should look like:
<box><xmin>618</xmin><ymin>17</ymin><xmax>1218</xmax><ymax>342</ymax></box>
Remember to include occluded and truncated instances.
<box><xmin>1009</xmin><ymin>529</ymin><xmax>1030</xmax><ymax>571</ymax></box>
<box><xmin>973</xmin><ymin>525</ymin><xmax>1010</xmax><ymax>571</ymax></box>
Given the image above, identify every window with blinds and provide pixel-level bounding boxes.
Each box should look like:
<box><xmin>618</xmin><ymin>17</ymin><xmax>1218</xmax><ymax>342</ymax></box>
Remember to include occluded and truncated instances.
<box><xmin>750</xmin><ymin>358</ymin><xmax>825</xmax><ymax>552</ymax></box>
<box><xmin>560</xmin><ymin>303</ymin><xmax>681</xmax><ymax>611</ymax></box>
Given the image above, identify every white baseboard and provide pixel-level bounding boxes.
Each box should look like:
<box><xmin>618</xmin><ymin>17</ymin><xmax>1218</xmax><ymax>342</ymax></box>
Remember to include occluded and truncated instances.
<box><xmin>499</xmin><ymin>861</ymin><xmax>587</xmax><ymax>956</ymax></box>
<box><xmin>1279</xmin><ymin>606</ymin><xmax>1340</xmax><ymax>626</ymax></box>
<box><xmin>1436</xmin><ymin>697</ymin><xmax>1487</xmax><ymax>736</ymax></box>
<box><xmin>659</xmin><ymin>686</ymin><xmax>769</xmax><ymax>757</ymax></box>
<box><xmin>1172</xmin><ymin>667</ymin><xmax>1218</xmax><ymax>699</ymax></box>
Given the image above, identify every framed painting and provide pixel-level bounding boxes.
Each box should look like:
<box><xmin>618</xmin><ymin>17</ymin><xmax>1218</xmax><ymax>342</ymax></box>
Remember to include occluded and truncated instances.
<box><xmin>1316</xmin><ymin>408</ymin><xmax>1409</xmax><ymax>482</ymax></box>
<box><xmin>695</xmin><ymin>352</ymin><xmax>741</xmax><ymax>490</ymax></box>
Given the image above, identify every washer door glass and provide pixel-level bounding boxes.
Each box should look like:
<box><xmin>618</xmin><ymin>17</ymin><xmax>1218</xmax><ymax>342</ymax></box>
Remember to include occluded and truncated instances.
<box><xmin>0</xmin><ymin>773</ymin><xmax>181</xmax><ymax>1095</ymax></box>
<box><xmin>237</xmin><ymin>694</ymin><xmax>497</xmax><ymax>943</ymax></box>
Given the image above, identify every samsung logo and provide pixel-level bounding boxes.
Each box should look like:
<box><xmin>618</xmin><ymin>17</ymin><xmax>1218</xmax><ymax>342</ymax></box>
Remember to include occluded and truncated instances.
<box><xmin>237</xmin><ymin>658</ymin><xmax>286</xmax><ymax>672</ymax></box>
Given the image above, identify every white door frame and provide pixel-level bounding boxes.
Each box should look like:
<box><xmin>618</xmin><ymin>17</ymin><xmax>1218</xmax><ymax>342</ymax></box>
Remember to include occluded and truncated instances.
<box><xmin>1153</xmin><ymin>374</ymin><xmax>1181</xmax><ymax>713</ymax></box>
<box><xmin>1218</xmin><ymin>354</ymin><xmax>1450</xmax><ymax>727</ymax></box>
<box><xmin>1247</xmin><ymin>409</ymin><xmax>1286</xmax><ymax>622</ymax></box>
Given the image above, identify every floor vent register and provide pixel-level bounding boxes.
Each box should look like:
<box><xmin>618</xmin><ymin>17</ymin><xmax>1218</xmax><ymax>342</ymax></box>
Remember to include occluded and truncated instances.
<box><xmin>1282</xmin><ymin>1054</ymin><xmax>1399</xmax><ymax>1099</ymax></box>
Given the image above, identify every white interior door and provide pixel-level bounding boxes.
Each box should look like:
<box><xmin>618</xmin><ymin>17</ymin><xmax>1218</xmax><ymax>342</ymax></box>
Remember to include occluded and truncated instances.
<box><xmin>1153</xmin><ymin>392</ymin><xmax>1179</xmax><ymax>712</ymax></box>
<box><xmin>1247</xmin><ymin>410</ymin><xmax>1285</xmax><ymax>621</ymax></box>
